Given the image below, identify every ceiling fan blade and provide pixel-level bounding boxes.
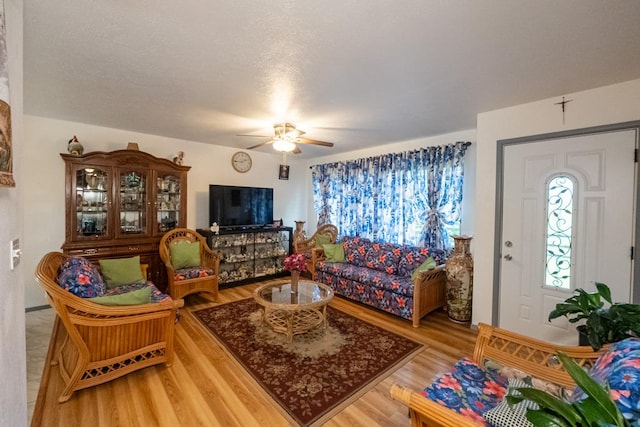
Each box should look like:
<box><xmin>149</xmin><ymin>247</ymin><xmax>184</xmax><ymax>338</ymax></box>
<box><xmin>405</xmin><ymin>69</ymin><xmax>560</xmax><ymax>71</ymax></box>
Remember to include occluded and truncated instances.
<box><xmin>246</xmin><ymin>139</ymin><xmax>274</xmax><ymax>150</ymax></box>
<box><xmin>237</xmin><ymin>134</ymin><xmax>271</xmax><ymax>138</ymax></box>
<box><xmin>293</xmin><ymin>146</ymin><xmax>302</xmax><ymax>154</ymax></box>
<box><xmin>296</xmin><ymin>138</ymin><xmax>334</xmax><ymax>147</ymax></box>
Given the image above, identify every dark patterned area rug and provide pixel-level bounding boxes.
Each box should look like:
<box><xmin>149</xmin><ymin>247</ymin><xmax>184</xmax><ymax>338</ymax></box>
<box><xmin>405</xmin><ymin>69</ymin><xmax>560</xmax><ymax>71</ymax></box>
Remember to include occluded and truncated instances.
<box><xmin>192</xmin><ymin>298</ymin><xmax>423</xmax><ymax>426</ymax></box>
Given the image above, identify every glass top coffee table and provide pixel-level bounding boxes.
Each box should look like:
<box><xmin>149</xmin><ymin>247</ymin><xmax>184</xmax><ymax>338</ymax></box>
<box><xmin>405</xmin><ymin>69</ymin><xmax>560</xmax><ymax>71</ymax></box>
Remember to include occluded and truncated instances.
<box><xmin>253</xmin><ymin>279</ymin><xmax>334</xmax><ymax>342</ymax></box>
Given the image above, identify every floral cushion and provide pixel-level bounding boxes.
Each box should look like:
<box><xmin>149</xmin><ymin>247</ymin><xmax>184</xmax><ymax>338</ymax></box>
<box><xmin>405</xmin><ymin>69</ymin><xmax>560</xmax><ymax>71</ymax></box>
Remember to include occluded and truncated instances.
<box><xmin>422</xmin><ymin>357</ymin><xmax>507</xmax><ymax>425</ymax></box>
<box><xmin>483</xmin><ymin>359</ymin><xmax>572</xmax><ymax>400</ymax></box>
<box><xmin>105</xmin><ymin>281</ymin><xmax>172</xmax><ymax>303</ymax></box>
<box><xmin>585</xmin><ymin>337</ymin><xmax>640</xmax><ymax>383</ymax></box>
<box><xmin>364</xmin><ymin>242</ymin><xmax>402</xmax><ymax>275</ymax></box>
<box><xmin>174</xmin><ymin>266</ymin><xmax>215</xmax><ymax>281</ymax></box>
<box><xmin>397</xmin><ymin>246</ymin><xmax>431</xmax><ymax>277</ymax></box>
<box><xmin>571</xmin><ymin>338</ymin><xmax>640</xmax><ymax>423</ymax></box>
<box><xmin>341</xmin><ymin>236</ymin><xmax>371</xmax><ymax>268</ymax></box>
<box><xmin>57</xmin><ymin>256</ymin><xmax>106</xmax><ymax>298</ymax></box>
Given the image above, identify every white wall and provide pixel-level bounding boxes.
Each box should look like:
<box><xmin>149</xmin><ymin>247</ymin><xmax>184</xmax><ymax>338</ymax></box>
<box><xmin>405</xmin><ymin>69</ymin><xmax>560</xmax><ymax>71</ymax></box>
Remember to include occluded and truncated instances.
<box><xmin>473</xmin><ymin>78</ymin><xmax>640</xmax><ymax>327</ymax></box>
<box><xmin>0</xmin><ymin>0</ymin><xmax>26</xmax><ymax>425</ymax></box>
<box><xmin>300</xmin><ymin>129</ymin><xmax>477</xmax><ymax>236</ymax></box>
<box><xmin>23</xmin><ymin>116</ymin><xmax>307</xmax><ymax>308</ymax></box>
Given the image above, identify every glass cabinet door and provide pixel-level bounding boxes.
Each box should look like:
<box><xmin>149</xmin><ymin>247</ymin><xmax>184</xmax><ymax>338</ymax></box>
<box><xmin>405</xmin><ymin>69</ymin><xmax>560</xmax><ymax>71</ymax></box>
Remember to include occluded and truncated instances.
<box><xmin>75</xmin><ymin>167</ymin><xmax>109</xmax><ymax>239</ymax></box>
<box><xmin>156</xmin><ymin>173</ymin><xmax>181</xmax><ymax>233</ymax></box>
<box><xmin>118</xmin><ymin>170</ymin><xmax>148</xmax><ymax>236</ymax></box>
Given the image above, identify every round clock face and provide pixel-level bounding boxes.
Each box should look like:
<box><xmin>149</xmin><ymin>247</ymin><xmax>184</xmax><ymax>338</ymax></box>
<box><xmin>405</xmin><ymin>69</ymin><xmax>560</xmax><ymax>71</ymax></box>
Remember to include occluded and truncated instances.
<box><xmin>231</xmin><ymin>151</ymin><xmax>252</xmax><ymax>173</ymax></box>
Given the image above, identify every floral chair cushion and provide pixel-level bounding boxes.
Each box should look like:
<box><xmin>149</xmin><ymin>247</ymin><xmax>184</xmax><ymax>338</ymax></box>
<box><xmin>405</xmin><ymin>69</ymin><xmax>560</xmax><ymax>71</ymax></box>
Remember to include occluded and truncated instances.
<box><xmin>174</xmin><ymin>266</ymin><xmax>215</xmax><ymax>281</ymax></box>
<box><xmin>422</xmin><ymin>357</ymin><xmax>507</xmax><ymax>425</ymax></box>
<box><xmin>57</xmin><ymin>256</ymin><xmax>106</xmax><ymax>298</ymax></box>
<box><xmin>571</xmin><ymin>338</ymin><xmax>640</xmax><ymax>423</ymax></box>
<box><xmin>483</xmin><ymin>377</ymin><xmax>538</xmax><ymax>427</ymax></box>
<box><xmin>105</xmin><ymin>281</ymin><xmax>172</xmax><ymax>303</ymax></box>
<box><xmin>483</xmin><ymin>359</ymin><xmax>573</xmax><ymax>400</ymax></box>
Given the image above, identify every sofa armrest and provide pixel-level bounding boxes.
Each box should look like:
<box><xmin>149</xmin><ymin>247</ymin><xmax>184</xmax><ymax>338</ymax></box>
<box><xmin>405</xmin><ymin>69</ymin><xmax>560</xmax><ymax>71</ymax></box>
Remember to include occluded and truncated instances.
<box><xmin>390</xmin><ymin>384</ymin><xmax>480</xmax><ymax>427</ymax></box>
<box><xmin>411</xmin><ymin>264</ymin><xmax>447</xmax><ymax>327</ymax></box>
<box><xmin>414</xmin><ymin>263</ymin><xmax>446</xmax><ymax>283</ymax></box>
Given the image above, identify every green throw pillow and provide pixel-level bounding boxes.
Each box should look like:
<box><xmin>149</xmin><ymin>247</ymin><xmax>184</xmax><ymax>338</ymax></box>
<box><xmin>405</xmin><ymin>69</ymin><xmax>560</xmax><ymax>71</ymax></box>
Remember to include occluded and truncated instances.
<box><xmin>88</xmin><ymin>286</ymin><xmax>152</xmax><ymax>306</ymax></box>
<box><xmin>323</xmin><ymin>243</ymin><xmax>345</xmax><ymax>262</ymax></box>
<box><xmin>99</xmin><ymin>256</ymin><xmax>145</xmax><ymax>289</ymax></box>
<box><xmin>411</xmin><ymin>257</ymin><xmax>437</xmax><ymax>281</ymax></box>
<box><xmin>170</xmin><ymin>241</ymin><xmax>201</xmax><ymax>269</ymax></box>
<box><xmin>315</xmin><ymin>233</ymin><xmax>332</xmax><ymax>248</ymax></box>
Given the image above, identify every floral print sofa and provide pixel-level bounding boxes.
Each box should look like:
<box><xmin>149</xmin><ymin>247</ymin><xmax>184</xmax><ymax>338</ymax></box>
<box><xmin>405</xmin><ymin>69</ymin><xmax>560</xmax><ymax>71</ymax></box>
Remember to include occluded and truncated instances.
<box><xmin>391</xmin><ymin>323</ymin><xmax>640</xmax><ymax>426</ymax></box>
<box><xmin>315</xmin><ymin>236</ymin><xmax>448</xmax><ymax>326</ymax></box>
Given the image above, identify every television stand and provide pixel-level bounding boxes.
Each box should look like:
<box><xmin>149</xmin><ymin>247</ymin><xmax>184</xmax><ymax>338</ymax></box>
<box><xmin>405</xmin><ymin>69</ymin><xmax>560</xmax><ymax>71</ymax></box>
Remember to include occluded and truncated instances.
<box><xmin>197</xmin><ymin>227</ymin><xmax>293</xmax><ymax>288</ymax></box>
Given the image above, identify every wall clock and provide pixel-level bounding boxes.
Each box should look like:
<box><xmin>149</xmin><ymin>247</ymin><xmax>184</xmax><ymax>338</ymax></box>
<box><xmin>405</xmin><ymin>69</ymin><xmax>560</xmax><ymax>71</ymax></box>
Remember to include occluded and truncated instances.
<box><xmin>231</xmin><ymin>151</ymin><xmax>252</xmax><ymax>173</ymax></box>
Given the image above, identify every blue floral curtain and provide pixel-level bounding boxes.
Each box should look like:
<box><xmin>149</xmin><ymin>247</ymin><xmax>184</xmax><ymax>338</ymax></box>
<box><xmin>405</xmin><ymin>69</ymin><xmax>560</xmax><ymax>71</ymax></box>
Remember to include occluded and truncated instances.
<box><xmin>311</xmin><ymin>141</ymin><xmax>470</xmax><ymax>251</ymax></box>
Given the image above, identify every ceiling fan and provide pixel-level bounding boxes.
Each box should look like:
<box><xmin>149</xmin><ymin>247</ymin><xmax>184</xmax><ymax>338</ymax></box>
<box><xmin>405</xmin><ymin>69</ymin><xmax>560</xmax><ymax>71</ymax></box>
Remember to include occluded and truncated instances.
<box><xmin>239</xmin><ymin>122</ymin><xmax>334</xmax><ymax>154</ymax></box>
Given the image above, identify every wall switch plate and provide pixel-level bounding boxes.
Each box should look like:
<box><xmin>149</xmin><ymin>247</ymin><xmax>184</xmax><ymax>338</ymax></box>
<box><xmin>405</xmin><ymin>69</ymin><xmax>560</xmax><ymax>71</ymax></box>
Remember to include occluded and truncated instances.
<box><xmin>9</xmin><ymin>238</ymin><xmax>21</xmax><ymax>270</ymax></box>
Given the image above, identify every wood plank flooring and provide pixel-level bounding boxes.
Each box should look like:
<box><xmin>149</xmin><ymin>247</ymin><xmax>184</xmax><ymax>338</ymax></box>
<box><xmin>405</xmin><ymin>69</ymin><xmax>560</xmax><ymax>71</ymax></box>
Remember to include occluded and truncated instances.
<box><xmin>31</xmin><ymin>282</ymin><xmax>477</xmax><ymax>426</ymax></box>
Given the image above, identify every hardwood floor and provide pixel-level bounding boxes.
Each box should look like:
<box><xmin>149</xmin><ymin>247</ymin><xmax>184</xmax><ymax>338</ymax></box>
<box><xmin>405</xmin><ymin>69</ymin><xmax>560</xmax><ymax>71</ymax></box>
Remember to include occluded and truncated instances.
<box><xmin>31</xmin><ymin>282</ymin><xmax>477</xmax><ymax>426</ymax></box>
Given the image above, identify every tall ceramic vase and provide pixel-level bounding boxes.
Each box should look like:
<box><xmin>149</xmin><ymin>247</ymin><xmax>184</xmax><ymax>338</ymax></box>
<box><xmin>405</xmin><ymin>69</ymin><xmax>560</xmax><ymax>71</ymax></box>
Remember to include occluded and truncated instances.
<box><xmin>293</xmin><ymin>221</ymin><xmax>306</xmax><ymax>244</ymax></box>
<box><xmin>290</xmin><ymin>270</ymin><xmax>300</xmax><ymax>293</ymax></box>
<box><xmin>445</xmin><ymin>235</ymin><xmax>474</xmax><ymax>323</ymax></box>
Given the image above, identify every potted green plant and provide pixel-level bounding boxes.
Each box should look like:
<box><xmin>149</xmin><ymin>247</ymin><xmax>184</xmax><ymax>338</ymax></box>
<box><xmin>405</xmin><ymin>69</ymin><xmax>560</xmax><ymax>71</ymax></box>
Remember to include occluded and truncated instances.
<box><xmin>507</xmin><ymin>352</ymin><xmax>631</xmax><ymax>426</ymax></box>
<box><xmin>548</xmin><ymin>282</ymin><xmax>640</xmax><ymax>350</ymax></box>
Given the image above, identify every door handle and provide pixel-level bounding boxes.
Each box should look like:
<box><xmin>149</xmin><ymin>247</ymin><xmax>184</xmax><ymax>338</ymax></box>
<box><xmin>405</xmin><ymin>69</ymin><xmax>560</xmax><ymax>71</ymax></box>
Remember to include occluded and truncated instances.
<box><xmin>504</xmin><ymin>254</ymin><xmax>513</xmax><ymax>261</ymax></box>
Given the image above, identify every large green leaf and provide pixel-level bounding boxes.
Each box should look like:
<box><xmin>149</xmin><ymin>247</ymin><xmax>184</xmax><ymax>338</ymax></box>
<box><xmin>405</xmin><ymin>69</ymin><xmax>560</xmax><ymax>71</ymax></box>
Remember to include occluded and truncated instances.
<box><xmin>585</xmin><ymin>313</ymin><xmax>608</xmax><ymax>350</ymax></box>
<box><xmin>515</xmin><ymin>388</ymin><xmax>582</xmax><ymax>424</ymax></box>
<box><xmin>549</xmin><ymin>302</ymin><xmax>588</xmax><ymax>321</ymax></box>
<box><xmin>595</xmin><ymin>282</ymin><xmax>612</xmax><ymax>304</ymax></box>
<box><xmin>558</xmin><ymin>353</ymin><xmax>627</xmax><ymax>425</ymax></box>
<box><xmin>526</xmin><ymin>410</ymin><xmax>572</xmax><ymax>427</ymax></box>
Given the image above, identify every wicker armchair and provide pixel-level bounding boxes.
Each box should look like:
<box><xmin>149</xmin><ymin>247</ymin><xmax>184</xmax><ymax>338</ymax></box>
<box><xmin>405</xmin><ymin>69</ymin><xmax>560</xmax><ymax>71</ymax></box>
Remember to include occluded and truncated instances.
<box><xmin>159</xmin><ymin>227</ymin><xmax>221</xmax><ymax>300</ymax></box>
<box><xmin>35</xmin><ymin>251</ymin><xmax>184</xmax><ymax>403</ymax></box>
<box><xmin>293</xmin><ymin>224</ymin><xmax>338</xmax><ymax>278</ymax></box>
<box><xmin>390</xmin><ymin>323</ymin><xmax>606</xmax><ymax>427</ymax></box>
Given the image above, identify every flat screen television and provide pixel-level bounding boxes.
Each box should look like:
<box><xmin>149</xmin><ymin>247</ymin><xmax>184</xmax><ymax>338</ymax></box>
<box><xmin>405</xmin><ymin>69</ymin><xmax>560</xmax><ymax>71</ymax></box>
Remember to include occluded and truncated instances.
<box><xmin>209</xmin><ymin>185</ymin><xmax>273</xmax><ymax>228</ymax></box>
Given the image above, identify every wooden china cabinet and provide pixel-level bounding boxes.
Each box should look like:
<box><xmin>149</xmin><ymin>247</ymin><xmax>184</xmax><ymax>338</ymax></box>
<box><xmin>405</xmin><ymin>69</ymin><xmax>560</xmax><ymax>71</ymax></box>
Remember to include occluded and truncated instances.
<box><xmin>60</xmin><ymin>148</ymin><xmax>190</xmax><ymax>291</ymax></box>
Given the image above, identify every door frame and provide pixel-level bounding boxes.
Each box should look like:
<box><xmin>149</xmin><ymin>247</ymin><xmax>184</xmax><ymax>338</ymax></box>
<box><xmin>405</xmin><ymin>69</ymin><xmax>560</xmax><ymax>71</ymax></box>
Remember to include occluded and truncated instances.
<box><xmin>492</xmin><ymin>120</ymin><xmax>640</xmax><ymax>325</ymax></box>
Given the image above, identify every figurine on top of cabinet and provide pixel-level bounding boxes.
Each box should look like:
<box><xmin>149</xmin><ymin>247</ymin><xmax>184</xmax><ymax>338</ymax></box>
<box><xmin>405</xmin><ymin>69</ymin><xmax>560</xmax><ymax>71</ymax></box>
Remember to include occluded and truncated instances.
<box><xmin>173</xmin><ymin>151</ymin><xmax>184</xmax><ymax>165</ymax></box>
<box><xmin>67</xmin><ymin>135</ymin><xmax>84</xmax><ymax>156</ymax></box>
<box><xmin>210</xmin><ymin>222</ymin><xmax>220</xmax><ymax>235</ymax></box>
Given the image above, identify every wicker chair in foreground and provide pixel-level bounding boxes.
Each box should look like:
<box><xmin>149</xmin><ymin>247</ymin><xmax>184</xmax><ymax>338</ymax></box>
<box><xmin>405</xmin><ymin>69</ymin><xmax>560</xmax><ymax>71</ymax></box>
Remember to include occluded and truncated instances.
<box><xmin>294</xmin><ymin>224</ymin><xmax>339</xmax><ymax>278</ymax></box>
<box><xmin>159</xmin><ymin>227</ymin><xmax>221</xmax><ymax>300</ymax></box>
<box><xmin>35</xmin><ymin>251</ymin><xmax>184</xmax><ymax>403</ymax></box>
<box><xmin>390</xmin><ymin>323</ymin><xmax>606</xmax><ymax>427</ymax></box>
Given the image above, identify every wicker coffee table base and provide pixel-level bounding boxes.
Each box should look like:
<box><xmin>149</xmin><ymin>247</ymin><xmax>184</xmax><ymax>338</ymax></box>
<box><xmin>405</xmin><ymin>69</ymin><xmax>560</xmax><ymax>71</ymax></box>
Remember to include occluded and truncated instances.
<box><xmin>262</xmin><ymin>306</ymin><xmax>328</xmax><ymax>343</ymax></box>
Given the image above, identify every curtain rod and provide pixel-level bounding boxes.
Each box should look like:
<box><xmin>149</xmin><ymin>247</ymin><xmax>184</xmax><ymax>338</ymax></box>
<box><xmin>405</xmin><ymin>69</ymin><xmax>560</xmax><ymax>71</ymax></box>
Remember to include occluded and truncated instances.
<box><xmin>309</xmin><ymin>141</ymin><xmax>472</xmax><ymax>169</ymax></box>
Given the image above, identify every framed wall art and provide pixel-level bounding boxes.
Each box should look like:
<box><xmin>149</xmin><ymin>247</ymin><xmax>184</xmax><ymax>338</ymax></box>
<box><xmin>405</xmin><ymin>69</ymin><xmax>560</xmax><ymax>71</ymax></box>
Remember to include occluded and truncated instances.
<box><xmin>0</xmin><ymin>1</ymin><xmax>13</xmax><ymax>187</ymax></box>
<box><xmin>278</xmin><ymin>164</ymin><xmax>289</xmax><ymax>180</ymax></box>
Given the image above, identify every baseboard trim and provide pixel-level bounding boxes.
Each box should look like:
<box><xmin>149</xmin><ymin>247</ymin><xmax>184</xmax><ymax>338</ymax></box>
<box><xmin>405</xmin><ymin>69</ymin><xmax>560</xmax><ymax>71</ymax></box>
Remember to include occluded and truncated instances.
<box><xmin>25</xmin><ymin>304</ymin><xmax>51</xmax><ymax>313</ymax></box>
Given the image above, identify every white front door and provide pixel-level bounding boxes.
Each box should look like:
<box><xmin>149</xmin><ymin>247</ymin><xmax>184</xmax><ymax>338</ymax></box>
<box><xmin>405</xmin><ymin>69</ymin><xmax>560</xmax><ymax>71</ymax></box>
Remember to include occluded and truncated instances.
<box><xmin>499</xmin><ymin>129</ymin><xmax>637</xmax><ymax>344</ymax></box>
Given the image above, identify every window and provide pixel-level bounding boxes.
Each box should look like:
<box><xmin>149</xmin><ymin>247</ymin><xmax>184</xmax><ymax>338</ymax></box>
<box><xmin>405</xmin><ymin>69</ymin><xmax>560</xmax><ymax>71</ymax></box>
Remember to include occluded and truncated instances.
<box><xmin>545</xmin><ymin>175</ymin><xmax>575</xmax><ymax>289</ymax></box>
<box><xmin>311</xmin><ymin>142</ymin><xmax>470</xmax><ymax>250</ymax></box>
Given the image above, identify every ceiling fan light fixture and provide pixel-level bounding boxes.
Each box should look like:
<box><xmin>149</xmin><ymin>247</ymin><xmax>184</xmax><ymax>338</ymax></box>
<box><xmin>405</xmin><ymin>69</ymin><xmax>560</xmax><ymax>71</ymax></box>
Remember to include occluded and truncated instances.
<box><xmin>272</xmin><ymin>137</ymin><xmax>296</xmax><ymax>152</ymax></box>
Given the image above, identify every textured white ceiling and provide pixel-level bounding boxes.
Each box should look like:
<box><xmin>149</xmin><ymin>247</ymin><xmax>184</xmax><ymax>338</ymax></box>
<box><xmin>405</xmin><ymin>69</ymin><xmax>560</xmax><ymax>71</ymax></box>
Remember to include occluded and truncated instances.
<box><xmin>24</xmin><ymin>0</ymin><xmax>640</xmax><ymax>158</ymax></box>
